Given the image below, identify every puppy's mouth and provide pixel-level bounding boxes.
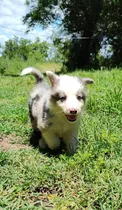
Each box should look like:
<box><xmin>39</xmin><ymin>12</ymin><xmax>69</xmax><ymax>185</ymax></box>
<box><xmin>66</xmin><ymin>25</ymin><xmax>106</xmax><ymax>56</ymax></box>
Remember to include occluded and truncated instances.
<box><xmin>65</xmin><ymin>114</ymin><xmax>77</xmax><ymax>122</ymax></box>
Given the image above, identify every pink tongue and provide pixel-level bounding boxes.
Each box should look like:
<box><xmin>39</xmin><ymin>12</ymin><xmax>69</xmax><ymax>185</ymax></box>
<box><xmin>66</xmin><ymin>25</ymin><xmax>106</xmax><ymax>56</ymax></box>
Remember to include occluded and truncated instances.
<box><xmin>67</xmin><ymin>115</ymin><xmax>76</xmax><ymax>121</ymax></box>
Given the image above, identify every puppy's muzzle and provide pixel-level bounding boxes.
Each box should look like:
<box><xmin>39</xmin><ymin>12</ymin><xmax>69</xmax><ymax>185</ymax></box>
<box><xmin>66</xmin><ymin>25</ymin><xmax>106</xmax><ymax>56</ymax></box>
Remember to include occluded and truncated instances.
<box><xmin>65</xmin><ymin>109</ymin><xmax>77</xmax><ymax>122</ymax></box>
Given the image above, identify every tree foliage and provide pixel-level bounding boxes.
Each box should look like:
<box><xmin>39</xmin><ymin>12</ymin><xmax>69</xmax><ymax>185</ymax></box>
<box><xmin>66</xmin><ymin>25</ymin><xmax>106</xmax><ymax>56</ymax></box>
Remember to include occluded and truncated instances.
<box><xmin>23</xmin><ymin>0</ymin><xmax>122</xmax><ymax>69</ymax></box>
<box><xmin>1</xmin><ymin>36</ymin><xmax>49</xmax><ymax>61</ymax></box>
<box><xmin>101</xmin><ymin>0</ymin><xmax>122</xmax><ymax>67</ymax></box>
<box><xmin>0</xmin><ymin>36</ymin><xmax>50</xmax><ymax>74</ymax></box>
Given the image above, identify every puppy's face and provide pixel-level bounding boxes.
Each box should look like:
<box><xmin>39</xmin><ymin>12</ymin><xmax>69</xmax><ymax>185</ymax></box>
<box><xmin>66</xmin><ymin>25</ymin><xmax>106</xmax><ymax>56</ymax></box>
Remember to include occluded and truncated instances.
<box><xmin>46</xmin><ymin>71</ymin><xmax>94</xmax><ymax>122</ymax></box>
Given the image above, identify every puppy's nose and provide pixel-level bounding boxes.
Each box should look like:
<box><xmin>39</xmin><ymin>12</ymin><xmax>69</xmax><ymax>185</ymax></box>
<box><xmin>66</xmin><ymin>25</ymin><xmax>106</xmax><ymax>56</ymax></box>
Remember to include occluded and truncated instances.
<box><xmin>70</xmin><ymin>109</ymin><xmax>77</xmax><ymax>114</ymax></box>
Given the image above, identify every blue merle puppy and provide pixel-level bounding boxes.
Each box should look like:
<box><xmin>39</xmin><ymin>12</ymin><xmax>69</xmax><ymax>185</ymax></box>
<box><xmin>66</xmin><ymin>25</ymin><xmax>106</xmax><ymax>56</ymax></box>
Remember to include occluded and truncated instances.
<box><xmin>21</xmin><ymin>67</ymin><xmax>94</xmax><ymax>153</ymax></box>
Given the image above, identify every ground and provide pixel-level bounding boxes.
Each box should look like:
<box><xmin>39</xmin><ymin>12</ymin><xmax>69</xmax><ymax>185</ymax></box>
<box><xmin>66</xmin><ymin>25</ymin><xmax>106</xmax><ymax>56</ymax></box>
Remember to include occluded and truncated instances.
<box><xmin>0</xmin><ymin>134</ymin><xmax>30</xmax><ymax>151</ymax></box>
<box><xmin>0</xmin><ymin>68</ymin><xmax>122</xmax><ymax>210</ymax></box>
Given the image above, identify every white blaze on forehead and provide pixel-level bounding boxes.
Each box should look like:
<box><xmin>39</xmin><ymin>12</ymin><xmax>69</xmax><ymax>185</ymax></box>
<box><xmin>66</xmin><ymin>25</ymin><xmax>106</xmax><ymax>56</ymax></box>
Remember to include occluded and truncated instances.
<box><xmin>56</xmin><ymin>75</ymin><xmax>85</xmax><ymax>115</ymax></box>
<box><xmin>58</xmin><ymin>75</ymin><xmax>83</xmax><ymax>94</ymax></box>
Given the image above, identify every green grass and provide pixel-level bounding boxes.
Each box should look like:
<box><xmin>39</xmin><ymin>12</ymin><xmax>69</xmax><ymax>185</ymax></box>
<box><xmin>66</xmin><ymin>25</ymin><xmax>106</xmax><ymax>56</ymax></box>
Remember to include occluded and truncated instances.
<box><xmin>0</xmin><ymin>56</ymin><xmax>62</xmax><ymax>75</ymax></box>
<box><xmin>0</xmin><ymin>68</ymin><xmax>122</xmax><ymax>209</ymax></box>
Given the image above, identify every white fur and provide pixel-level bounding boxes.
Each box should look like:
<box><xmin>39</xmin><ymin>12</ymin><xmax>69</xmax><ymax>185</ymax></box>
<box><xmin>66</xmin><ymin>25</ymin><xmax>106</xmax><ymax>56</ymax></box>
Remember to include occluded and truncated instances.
<box><xmin>54</xmin><ymin>76</ymin><xmax>85</xmax><ymax>115</ymax></box>
<box><xmin>20</xmin><ymin>67</ymin><xmax>34</xmax><ymax>75</ymax></box>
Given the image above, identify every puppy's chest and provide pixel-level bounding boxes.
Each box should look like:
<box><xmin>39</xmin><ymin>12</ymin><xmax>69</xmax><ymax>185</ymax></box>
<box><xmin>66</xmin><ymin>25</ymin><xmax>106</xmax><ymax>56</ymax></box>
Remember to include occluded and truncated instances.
<box><xmin>48</xmin><ymin>117</ymin><xmax>77</xmax><ymax>137</ymax></box>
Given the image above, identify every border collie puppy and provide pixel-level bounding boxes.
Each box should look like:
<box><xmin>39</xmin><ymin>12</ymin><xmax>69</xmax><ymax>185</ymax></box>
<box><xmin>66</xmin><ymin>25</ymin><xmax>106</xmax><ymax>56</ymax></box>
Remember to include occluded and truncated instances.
<box><xmin>21</xmin><ymin>67</ymin><xmax>94</xmax><ymax>153</ymax></box>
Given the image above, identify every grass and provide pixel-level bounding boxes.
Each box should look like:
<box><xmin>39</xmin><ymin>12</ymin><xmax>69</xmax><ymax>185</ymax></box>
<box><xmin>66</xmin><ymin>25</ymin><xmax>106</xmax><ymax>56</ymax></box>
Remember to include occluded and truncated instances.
<box><xmin>0</xmin><ymin>56</ymin><xmax>62</xmax><ymax>75</ymax></box>
<box><xmin>0</xmin><ymin>67</ymin><xmax>122</xmax><ymax>209</ymax></box>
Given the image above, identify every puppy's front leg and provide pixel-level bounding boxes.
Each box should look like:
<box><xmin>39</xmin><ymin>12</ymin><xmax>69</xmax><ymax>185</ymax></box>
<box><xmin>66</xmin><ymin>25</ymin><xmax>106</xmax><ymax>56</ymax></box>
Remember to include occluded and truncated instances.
<box><xmin>63</xmin><ymin>131</ymin><xmax>78</xmax><ymax>154</ymax></box>
<box><xmin>39</xmin><ymin>137</ymin><xmax>47</xmax><ymax>149</ymax></box>
<box><xmin>42</xmin><ymin>131</ymin><xmax>60</xmax><ymax>150</ymax></box>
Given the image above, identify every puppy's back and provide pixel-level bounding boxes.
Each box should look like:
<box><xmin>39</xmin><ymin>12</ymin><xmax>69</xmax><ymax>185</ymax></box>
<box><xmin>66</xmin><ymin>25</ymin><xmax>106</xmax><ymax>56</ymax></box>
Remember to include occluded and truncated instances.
<box><xmin>21</xmin><ymin>67</ymin><xmax>51</xmax><ymax>130</ymax></box>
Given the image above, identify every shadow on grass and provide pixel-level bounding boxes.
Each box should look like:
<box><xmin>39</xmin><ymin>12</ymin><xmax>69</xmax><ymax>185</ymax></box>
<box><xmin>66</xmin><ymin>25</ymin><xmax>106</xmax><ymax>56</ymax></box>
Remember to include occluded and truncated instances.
<box><xmin>29</xmin><ymin>130</ymin><xmax>69</xmax><ymax>157</ymax></box>
<box><xmin>4</xmin><ymin>73</ymin><xmax>20</xmax><ymax>77</ymax></box>
<box><xmin>29</xmin><ymin>130</ymin><xmax>79</xmax><ymax>157</ymax></box>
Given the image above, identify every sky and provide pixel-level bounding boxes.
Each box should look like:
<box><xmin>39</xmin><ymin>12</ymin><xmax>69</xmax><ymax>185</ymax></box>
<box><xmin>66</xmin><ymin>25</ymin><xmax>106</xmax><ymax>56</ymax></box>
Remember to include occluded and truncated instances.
<box><xmin>0</xmin><ymin>0</ymin><xmax>59</xmax><ymax>46</ymax></box>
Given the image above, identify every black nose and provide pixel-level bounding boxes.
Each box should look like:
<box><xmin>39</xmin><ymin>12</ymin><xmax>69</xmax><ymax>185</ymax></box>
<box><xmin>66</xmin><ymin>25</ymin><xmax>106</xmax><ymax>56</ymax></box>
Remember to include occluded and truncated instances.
<box><xmin>70</xmin><ymin>109</ymin><xmax>77</xmax><ymax>114</ymax></box>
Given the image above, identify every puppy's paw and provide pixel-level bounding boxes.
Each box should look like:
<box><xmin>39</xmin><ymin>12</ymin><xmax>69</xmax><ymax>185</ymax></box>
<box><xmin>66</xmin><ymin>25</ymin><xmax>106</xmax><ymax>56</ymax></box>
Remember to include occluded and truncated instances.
<box><xmin>39</xmin><ymin>138</ymin><xmax>47</xmax><ymax>149</ymax></box>
<box><xmin>66</xmin><ymin>138</ymin><xmax>78</xmax><ymax>154</ymax></box>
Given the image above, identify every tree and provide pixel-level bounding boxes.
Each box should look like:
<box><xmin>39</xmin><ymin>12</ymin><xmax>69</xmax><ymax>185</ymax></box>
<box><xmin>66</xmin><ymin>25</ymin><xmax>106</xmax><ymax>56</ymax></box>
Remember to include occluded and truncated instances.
<box><xmin>23</xmin><ymin>0</ymin><xmax>103</xmax><ymax>69</ymax></box>
<box><xmin>100</xmin><ymin>0</ymin><xmax>122</xmax><ymax>67</ymax></box>
<box><xmin>28</xmin><ymin>38</ymin><xmax>49</xmax><ymax>61</ymax></box>
<box><xmin>23</xmin><ymin>0</ymin><xmax>122</xmax><ymax>69</ymax></box>
<box><xmin>2</xmin><ymin>36</ymin><xmax>49</xmax><ymax>62</ymax></box>
<box><xmin>2</xmin><ymin>36</ymin><xmax>31</xmax><ymax>60</ymax></box>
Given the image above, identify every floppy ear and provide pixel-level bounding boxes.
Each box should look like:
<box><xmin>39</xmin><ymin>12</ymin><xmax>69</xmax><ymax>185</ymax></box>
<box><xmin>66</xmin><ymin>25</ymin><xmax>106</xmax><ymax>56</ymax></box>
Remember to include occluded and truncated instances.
<box><xmin>81</xmin><ymin>78</ymin><xmax>94</xmax><ymax>85</ymax></box>
<box><xmin>46</xmin><ymin>71</ymin><xmax>59</xmax><ymax>87</ymax></box>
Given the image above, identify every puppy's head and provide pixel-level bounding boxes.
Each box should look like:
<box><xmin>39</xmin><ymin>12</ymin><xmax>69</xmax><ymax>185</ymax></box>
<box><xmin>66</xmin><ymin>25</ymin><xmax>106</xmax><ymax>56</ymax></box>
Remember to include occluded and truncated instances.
<box><xmin>46</xmin><ymin>71</ymin><xmax>94</xmax><ymax>122</ymax></box>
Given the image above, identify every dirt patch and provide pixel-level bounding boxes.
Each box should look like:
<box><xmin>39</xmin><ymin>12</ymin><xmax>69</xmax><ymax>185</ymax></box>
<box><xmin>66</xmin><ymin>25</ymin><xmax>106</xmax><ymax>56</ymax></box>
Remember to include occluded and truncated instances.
<box><xmin>0</xmin><ymin>134</ymin><xmax>31</xmax><ymax>151</ymax></box>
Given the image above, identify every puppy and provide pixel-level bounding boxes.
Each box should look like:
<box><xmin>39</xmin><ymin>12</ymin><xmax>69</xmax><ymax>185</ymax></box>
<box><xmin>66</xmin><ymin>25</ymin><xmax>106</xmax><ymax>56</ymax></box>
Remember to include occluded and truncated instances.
<box><xmin>21</xmin><ymin>67</ymin><xmax>94</xmax><ymax>153</ymax></box>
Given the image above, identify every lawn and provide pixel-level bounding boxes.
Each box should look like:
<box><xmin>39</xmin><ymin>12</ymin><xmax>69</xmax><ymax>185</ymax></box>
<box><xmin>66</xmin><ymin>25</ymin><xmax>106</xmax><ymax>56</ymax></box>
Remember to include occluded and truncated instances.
<box><xmin>0</xmin><ymin>68</ymin><xmax>122</xmax><ymax>210</ymax></box>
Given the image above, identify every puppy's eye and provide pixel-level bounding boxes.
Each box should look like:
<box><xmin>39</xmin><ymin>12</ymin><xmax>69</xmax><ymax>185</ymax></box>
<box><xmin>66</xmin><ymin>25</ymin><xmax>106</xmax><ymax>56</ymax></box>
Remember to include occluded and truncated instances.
<box><xmin>52</xmin><ymin>93</ymin><xmax>66</xmax><ymax>102</ymax></box>
<box><xmin>77</xmin><ymin>95</ymin><xmax>85</xmax><ymax>101</ymax></box>
<box><xmin>59</xmin><ymin>96</ymin><xmax>66</xmax><ymax>102</ymax></box>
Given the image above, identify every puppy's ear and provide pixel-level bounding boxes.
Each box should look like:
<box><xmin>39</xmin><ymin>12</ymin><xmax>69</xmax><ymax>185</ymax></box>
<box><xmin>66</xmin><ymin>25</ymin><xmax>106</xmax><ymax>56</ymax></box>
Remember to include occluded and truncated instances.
<box><xmin>81</xmin><ymin>78</ymin><xmax>94</xmax><ymax>85</ymax></box>
<box><xmin>46</xmin><ymin>71</ymin><xmax>59</xmax><ymax>87</ymax></box>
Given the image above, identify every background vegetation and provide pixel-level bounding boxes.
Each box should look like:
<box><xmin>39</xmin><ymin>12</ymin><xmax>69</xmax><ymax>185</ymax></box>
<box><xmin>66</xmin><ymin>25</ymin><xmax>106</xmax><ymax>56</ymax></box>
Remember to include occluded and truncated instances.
<box><xmin>0</xmin><ymin>1</ymin><xmax>122</xmax><ymax>73</ymax></box>
<box><xmin>23</xmin><ymin>0</ymin><xmax>122</xmax><ymax>70</ymax></box>
<box><xmin>0</xmin><ymin>36</ymin><xmax>61</xmax><ymax>75</ymax></box>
